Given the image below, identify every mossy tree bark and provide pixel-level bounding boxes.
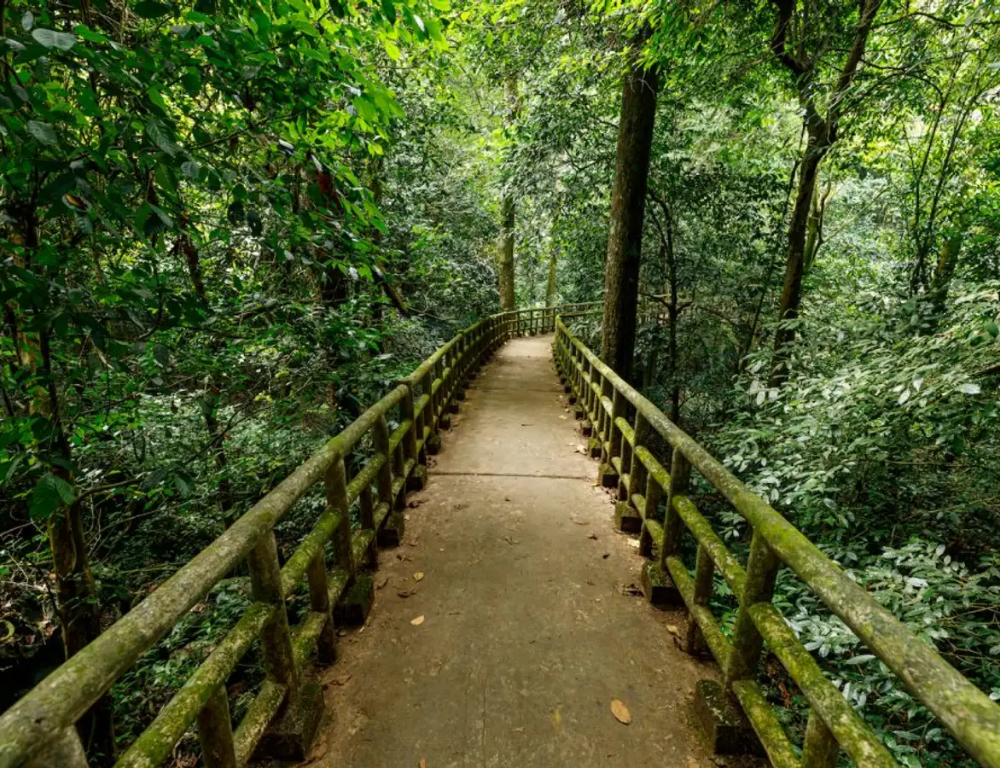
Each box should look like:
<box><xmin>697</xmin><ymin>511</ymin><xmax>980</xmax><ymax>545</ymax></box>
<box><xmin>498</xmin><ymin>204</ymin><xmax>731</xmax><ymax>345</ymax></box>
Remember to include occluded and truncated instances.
<box><xmin>601</xmin><ymin>46</ymin><xmax>658</xmax><ymax>381</ymax></box>
<box><xmin>497</xmin><ymin>76</ymin><xmax>519</xmax><ymax>312</ymax></box>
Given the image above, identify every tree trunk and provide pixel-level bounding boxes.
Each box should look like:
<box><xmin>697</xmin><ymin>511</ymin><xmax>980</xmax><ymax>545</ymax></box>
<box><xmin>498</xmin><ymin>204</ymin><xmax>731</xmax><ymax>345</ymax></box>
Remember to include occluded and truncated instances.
<box><xmin>545</xmin><ymin>248</ymin><xmax>557</xmax><ymax>306</ymax></box>
<box><xmin>498</xmin><ymin>75</ymin><xmax>519</xmax><ymax>312</ymax></box>
<box><xmin>498</xmin><ymin>192</ymin><xmax>516</xmax><ymax>311</ymax></box>
<box><xmin>601</xmin><ymin>51</ymin><xmax>659</xmax><ymax>381</ymax></box>
<box><xmin>769</xmin><ymin>129</ymin><xmax>825</xmax><ymax>386</ymax></box>
<box><xmin>39</xmin><ymin>328</ymin><xmax>116</xmax><ymax>763</ymax></box>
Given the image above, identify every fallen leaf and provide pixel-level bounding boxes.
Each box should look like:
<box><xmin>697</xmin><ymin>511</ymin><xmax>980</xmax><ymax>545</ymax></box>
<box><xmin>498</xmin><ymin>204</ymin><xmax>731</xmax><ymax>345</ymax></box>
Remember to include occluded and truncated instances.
<box><xmin>419</xmin><ymin>760</ymin><xmax>427</xmax><ymax>768</ymax></box>
<box><xmin>666</xmin><ymin>624</ymin><xmax>682</xmax><ymax>639</ymax></box>
<box><xmin>602</xmin><ymin>552</ymin><xmax>610</xmax><ymax>559</ymax></box>
<box><xmin>397</xmin><ymin>589</ymin><xmax>416</xmax><ymax>598</ymax></box>
<box><xmin>410</xmin><ymin>615</ymin><xmax>425</xmax><ymax>626</ymax></box>
<box><xmin>552</xmin><ymin>709</ymin><xmax>562</xmax><ymax>728</ymax></box>
<box><xmin>413</xmin><ymin>571</ymin><xmax>425</xmax><ymax>582</ymax></box>
<box><xmin>572</xmin><ymin>519</ymin><xmax>589</xmax><ymax>525</ymax></box>
<box><xmin>376</xmin><ymin>575</ymin><xmax>389</xmax><ymax>590</ymax></box>
<box><xmin>628</xmin><ymin>538</ymin><xmax>640</xmax><ymax>548</ymax></box>
<box><xmin>559</xmin><ymin>415</ymin><xmax>568</xmax><ymax>420</ymax></box>
<box><xmin>588</xmin><ymin>533</ymin><xmax>598</xmax><ymax>540</ymax></box>
<box><xmin>611</xmin><ymin>698</ymin><xmax>632</xmax><ymax>725</ymax></box>
<box><xmin>330</xmin><ymin>673</ymin><xmax>352</xmax><ymax>686</ymax></box>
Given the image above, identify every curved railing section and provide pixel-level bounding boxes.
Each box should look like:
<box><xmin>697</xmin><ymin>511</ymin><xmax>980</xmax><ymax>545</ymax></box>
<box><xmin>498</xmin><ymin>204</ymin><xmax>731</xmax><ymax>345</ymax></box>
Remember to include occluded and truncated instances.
<box><xmin>554</xmin><ymin>316</ymin><xmax>1000</xmax><ymax>768</ymax></box>
<box><xmin>0</xmin><ymin>306</ymin><xmax>585</xmax><ymax>768</ymax></box>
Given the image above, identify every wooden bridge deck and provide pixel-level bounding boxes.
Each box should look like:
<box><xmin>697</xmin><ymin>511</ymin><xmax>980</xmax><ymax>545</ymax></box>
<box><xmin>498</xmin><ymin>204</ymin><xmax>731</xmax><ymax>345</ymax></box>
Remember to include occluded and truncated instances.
<box><xmin>308</xmin><ymin>335</ymin><xmax>720</xmax><ymax>767</ymax></box>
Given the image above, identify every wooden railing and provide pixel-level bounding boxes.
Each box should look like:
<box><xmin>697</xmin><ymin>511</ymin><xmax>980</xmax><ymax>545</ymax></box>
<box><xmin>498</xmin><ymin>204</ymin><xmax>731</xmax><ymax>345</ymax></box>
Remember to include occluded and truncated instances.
<box><xmin>0</xmin><ymin>306</ymin><xmax>575</xmax><ymax>768</ymax></box>
<box><xmin>554</xmin><ymin>317</ymin><xmax>1000</xmax><ymax>768</ymax></box>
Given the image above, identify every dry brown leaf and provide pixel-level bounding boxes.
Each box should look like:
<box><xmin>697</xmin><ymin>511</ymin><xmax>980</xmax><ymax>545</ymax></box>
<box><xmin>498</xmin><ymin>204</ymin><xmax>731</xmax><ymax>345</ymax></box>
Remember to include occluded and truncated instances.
<box><xmin>419</xmin><ymin>760</ymin><xmax>427</xmax><ymax>768</ymax></box>
<box><xmin>376</xmin><ymin>575</ymin><xmax>390</xmax><ymax>590</ymax></box>
<box><xmin>410</xmin><ymin>615</ymin><xmax>425</xmax><ymax>626</ymax></box>
<box><xmin>628</xmin><ymin>538</ymin><xmax>640</xmax><ymax>548</ymax></box>
<box><xmin>587</xmin><ymin>533</ymin><xmax>598</xmax><ymax>540</ymax></box>
<box><xmin>552</xmin><ymin>709</ymin><xmax>562</xmax><ymax>728</ymax></box>
<box><xmin>611</xmin><ymin>698</ymin><xmax>632</xmax><ymax>725</ymax></box>
<box><xmin>666</xmin><ymin>624</ymin><xmax>682</xmax><ymax>639</ymax></box>
<box><xmin>397</xmin><ymin>589</ymin><xmax>416</xmax><ymax>598</ymax></box>
<box><xmin>413</xmin><ymin>571</ymin><xmax>425</xmax><ymax>582</ymax></box>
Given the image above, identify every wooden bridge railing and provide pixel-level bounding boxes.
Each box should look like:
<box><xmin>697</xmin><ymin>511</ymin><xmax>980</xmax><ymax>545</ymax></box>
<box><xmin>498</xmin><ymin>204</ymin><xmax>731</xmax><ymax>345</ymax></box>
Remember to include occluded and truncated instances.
<box><xmin>554</xmin><ymin>316</ymin><xmax>1000</xmax><ymax>768</ymax></box>
<box><xmin>0</xmin><ymin>305</ymin><xmax>583</xmax><ymax>768</ymax></box>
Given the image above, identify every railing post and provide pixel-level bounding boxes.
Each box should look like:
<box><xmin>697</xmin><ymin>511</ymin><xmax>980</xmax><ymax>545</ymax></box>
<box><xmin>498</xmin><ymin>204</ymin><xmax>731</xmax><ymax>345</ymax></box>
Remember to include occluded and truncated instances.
<box><xmin>198</xmin><ymin>685</ymin><xmax>238</xmax><ymax>768</ymax></box>
<box><xmin>374</xmin><ymin>414</ymin><xmax>393</xmax><ymax>506</ymax></box>
<box><xmin>725</xmin><ymin>529</ymin><xmax>779</xmax><ymax>686</ymax></box>
<box><xmin>661</xmin><ymin>446</ymin><xmax>689</xmax><ymax>562</ymax></box>
<box><xmin>247</xmin><ymin>531</ymin><xmax>300</xmax><ymax>694</ymax></box>
<box><xmin>306</xmin><ymin>548</ymin><xmax>337</xmax><ymax>662</ymax></box>
<box><xmin>627</xmin><ymin>412</ymin><xmax>650</xmax><ymax>507</ymax></box>
<box><xmin>325</xmin><ymin>455</ymin><xmax>354</xmax><ymax>575</ymax></box>
<box><xmin>801</xmin><ymin>708</ymin><xmax>839</xmax><ymax>768</ymax></box>
<box><xmin>26</xmin><ymin>727</ymin><xmax>87</xmax><ymax>768</ymax></box>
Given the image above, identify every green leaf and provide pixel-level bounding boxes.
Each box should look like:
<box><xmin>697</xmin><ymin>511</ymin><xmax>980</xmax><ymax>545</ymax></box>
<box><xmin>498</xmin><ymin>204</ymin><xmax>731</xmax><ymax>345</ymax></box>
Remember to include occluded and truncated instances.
<box><xmin>30</xmin><ymin>473</ymin><xmax>76</xmax><ymax>520</ymax></box>
<box><xmin>384</xmin><ymin>39</ymin><xmax>401</xmax><ymax>61</ymax></box>
<box><xmin>181</xmin><ymin>69</ymin><xmax>202</xmax><ymax>97</ymax></box>
<box><xmin>145</xmin><ymin>117</ymin><xmax>180</xmax><ymax>156</ymax></box>
<box><xmin>27</xmin><ymin>120</ymin><xmax>58</xmax><ymax>146</ymax></box>
<box><xmin>31</xmin><ymin>28</ymin><xmax>77</xmax><ymax>51</ymax></box>
<box><xmin>381</xmin><ymin>0</ymin><xmax>397</xmax><ymax>23</ymax></box>
<box><xmin>181</xmin><ymin>159</ymin><xmax>200</xmax><ymax>179</ymax></box>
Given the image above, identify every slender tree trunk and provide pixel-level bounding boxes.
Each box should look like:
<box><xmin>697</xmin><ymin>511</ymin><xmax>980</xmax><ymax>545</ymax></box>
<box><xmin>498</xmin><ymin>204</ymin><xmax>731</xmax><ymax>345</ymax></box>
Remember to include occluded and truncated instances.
<box><xmin>498</xmin><ymin>193</ymin><xmax>516</xmax><ymax>311</ymax></box>
<box><xmin>545</xmin><ymin>248</ymin><xmax>557</xmax><ymax>306</ymax></box>
<box><xmin>601</xmin><ymin>49</ymin><xmax>659</xmax><ymax>380</ymax></box>
<box><xmin>39</xmin><ymin>328</ymin><xmax>116</xmax><ymax>763</ymax></box>
<box><xmin>769</xmin><ymin>129</ymin><xmax>825</xmax><ymax>386</ymax></box>
<box><xmin>498</xmin><ymin>76</ymin><xmax>519</xmax><ymax>312</ymax></box>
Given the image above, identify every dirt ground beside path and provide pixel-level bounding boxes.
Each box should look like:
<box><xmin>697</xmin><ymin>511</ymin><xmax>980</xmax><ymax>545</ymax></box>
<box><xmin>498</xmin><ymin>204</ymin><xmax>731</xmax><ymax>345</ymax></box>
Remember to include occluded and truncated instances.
<box><xmin>306</xmin><ymin>335</ymin><xmax>733</xmax><ymax>768</ymax></box>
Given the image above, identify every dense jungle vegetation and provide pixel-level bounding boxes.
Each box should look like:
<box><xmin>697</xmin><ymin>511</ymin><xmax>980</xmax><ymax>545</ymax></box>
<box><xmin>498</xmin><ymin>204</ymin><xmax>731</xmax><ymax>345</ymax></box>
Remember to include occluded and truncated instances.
<box><xmin>2</xmin><ymin>0</ymin><xmax>1000</xmax><ymax>765</ymax></box>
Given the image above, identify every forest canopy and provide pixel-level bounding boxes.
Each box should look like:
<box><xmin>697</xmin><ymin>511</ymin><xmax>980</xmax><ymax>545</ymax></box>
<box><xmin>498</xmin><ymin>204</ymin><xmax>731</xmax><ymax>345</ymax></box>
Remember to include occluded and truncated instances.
<box><xmin>2</xmin><ymin>0</ymin><xmax>1000</xmax><ymax>765</ymax></box>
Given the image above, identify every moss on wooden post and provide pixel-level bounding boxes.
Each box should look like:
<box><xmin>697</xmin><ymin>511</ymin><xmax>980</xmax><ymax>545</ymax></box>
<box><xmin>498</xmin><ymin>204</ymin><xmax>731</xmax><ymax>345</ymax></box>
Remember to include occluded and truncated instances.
<box><xmin>660</xmin><ymin>446</ymin><xmax>689</xmax><ymax>565</ymax></box>
<box><xmin>306</xmin><ymin>552</ymin><xmax>336</xmax><ymax>664</ymax></box>
<box><xmin>325</xmin><ymin>456</ymin><xmax>354</xmax><ymax>574</ymax></box>
<box><xmin>247</xmin><ymin>531</ymin><xmax>300</xmax><ymax>695</ymax></box>
<box><xmin>725</xmin><ymin>530</ymin><xmax>778</xmax><ymax>686</ymax></box>
<box><xmin>801</xmin><ymin>708</ymin><xmax>838</xmax><ymax>768</ymax></box>
<box><xmin>197</xmin><ymin>685</ymin><xmax>237</xmax><ymax>768</ymax></box>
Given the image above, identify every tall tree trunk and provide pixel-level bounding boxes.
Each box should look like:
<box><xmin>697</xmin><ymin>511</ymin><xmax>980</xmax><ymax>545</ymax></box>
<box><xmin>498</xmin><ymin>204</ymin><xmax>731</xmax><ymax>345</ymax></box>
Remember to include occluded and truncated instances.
<box><xmin>601</xmin><ymin>48</ymin><xmax>659</xmax><ymax>381</ymax></box>
<box><xmin>545</xmin><ymin>248</ymin><xmax>557</xmax><ymax>306</ymax></box>
<box><xmin>769</xmin><ymin>130</ymin><xmax>824</xmax><ymax>386</ymax></box>
<box><xmin>39</xmin><ymin>328</ymin><xmax>116</xmax><ymax>763</ymax></box>
<box><xmin>498</xmin><ymin>192</ymin><xmax>516</xmax><ymax>311</ymax></box>
<box><xmin>498</xmin><ymin>76</ymin><xmax>519</xmax><ymax>312</ymax></box>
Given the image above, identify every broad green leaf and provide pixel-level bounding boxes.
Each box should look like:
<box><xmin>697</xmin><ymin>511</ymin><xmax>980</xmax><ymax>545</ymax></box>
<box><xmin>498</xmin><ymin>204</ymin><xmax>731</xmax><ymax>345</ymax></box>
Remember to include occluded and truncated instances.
<box><xmin>27</xmin><ymin>120</ymin><xmax>58</xmax><ymax>146</ymax></box>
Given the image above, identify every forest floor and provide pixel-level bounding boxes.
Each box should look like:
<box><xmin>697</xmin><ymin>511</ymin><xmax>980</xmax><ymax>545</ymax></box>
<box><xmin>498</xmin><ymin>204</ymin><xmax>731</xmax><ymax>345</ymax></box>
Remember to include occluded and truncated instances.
<box><xmin>305</xmin><ymin>335</ymin><xmax>745</xmax><ymax>767</ymax></box>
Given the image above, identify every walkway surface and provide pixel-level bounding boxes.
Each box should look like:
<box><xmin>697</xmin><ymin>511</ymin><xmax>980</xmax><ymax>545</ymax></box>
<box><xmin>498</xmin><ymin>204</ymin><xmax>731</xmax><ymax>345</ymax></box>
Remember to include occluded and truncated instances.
<box><xmin>308</xmin><ymin>335</ymin><xmax>722</xmax><ymax>767</ymax></box>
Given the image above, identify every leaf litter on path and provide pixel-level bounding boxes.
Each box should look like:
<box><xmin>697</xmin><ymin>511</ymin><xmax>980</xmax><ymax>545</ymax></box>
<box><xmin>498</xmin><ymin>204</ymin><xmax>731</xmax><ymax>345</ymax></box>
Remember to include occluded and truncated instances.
<box><xmin>410</xmin><ymin>615</ymin><xmax>425</xmax><ymax>626</ymax></box>
<box><xmin>611</xmin><ymin>699</ymin><xmax>632</xmax><ymax>724</ymax></box>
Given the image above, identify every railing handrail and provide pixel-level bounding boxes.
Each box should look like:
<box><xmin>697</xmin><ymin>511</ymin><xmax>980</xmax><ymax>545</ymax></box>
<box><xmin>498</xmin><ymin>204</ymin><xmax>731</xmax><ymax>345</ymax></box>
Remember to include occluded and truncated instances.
<box><xmin>0</xmin><ymin>304</ymin><xmax>575</xmax><ymax>768</ymax></box>
<box><xmin>554</xmin><ymin>315</ymin><xmax>1000</xmax><ymax>767</ymax></box>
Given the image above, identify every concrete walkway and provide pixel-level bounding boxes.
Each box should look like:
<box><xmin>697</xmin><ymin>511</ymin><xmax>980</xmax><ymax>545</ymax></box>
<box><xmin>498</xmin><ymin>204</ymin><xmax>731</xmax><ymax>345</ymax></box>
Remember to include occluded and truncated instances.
<box><xmin>309</xmin><ymin>335</ymin><xmax>721</xmax><ymax>767</ymax></box>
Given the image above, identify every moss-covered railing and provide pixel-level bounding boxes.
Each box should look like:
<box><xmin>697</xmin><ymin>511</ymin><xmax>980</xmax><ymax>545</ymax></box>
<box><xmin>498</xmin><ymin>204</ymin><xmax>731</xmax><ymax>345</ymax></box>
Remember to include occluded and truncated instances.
<box><xmin>0</xmin><ymin>305</ymin><xmax>578</xmax><ymax>768</ymax></box>
<box><xmin>554</xmin><ymin>317</ymin><xmax>1000</xmax><ymax>768</ymax></box>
